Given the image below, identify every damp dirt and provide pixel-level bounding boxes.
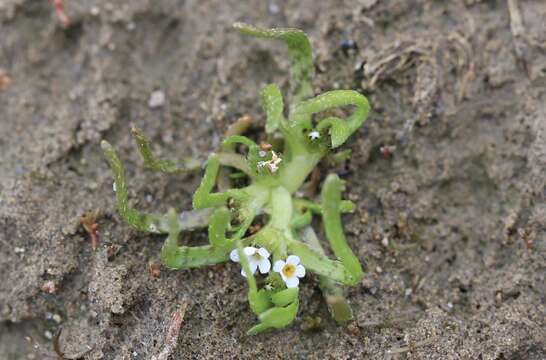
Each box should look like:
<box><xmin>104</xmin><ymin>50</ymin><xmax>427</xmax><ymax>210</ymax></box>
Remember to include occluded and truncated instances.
<box><xmin>0</xmin><ymin>1</ymin><xmax>545</xmax><ymax>359</ymax></box>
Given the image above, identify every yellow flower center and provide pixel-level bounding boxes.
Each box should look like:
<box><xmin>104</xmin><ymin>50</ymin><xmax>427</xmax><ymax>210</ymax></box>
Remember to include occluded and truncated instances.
<box><xmin>282</xmin><ymin>264</ymin><xmax>296</xmax><ymax>278</ymax></box>
<box><xmin>251</xmin><ymin>252</ymin><xmax>262</xmax><ymax>261</ymax></box>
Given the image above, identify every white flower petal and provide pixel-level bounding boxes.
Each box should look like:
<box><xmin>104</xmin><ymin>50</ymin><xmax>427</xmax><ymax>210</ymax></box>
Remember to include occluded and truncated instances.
<box><xmin>229</xmin><ymin>249</ymin><xmax>240</xmax><ymax>262</ymax></box>
<box><xmin>240</xmin><ymin>261</ymin><xmax>258</xmax><ymax>278</ymax></box>
<box><xmin>258</xmin><ymin>259</ymin><xmax>271</xmax><ymax>274</ymax></box>
<box><xmin>295</xmin><ymin>264</ymin><xmax>306</xmax><ymax>278</ymax></box>
<box><xmin>247</xmin><ymin>260</ymin><xmax>259</xmax><ymax>274</ymax></box>
<box><xmin>286</xmin><ymin>255</ymin><xmax>300</xmax><ymax>265</ymax></box>
<box><xmin>285</xmin><ymin>277</ymin><xmax>299</xmax><ymax>288</ymax></box>
<box><xmin>273</xmin><ymin>260</ymin><xmax>285</xmax><ymax>273</ymax></box>
<box><xmin>258</xmin><ymin>247</ymin><xmax>270</xmax><ymax>258</ymax></box>
<box><xmin>244</xmin><ymin>246</ymin><xmax>256</xmax><ymax>256</ymax></box>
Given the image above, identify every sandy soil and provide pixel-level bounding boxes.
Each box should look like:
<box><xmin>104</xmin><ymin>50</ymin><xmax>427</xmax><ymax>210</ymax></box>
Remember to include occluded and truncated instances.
<box><xmin>0</xmin><ymin>0</ymin><xmax>545</xmax><ymax>359</ymax></box>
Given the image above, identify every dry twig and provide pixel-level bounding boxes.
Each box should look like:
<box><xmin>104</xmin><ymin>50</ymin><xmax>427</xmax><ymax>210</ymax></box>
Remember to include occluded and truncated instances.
<box><xmin>50</xmin><ymin>0</ymin><xmax>70</xmax><ymax>28</ymax></box>
<box><xmin>152</xmin><ymin>301</ymin><xmax>190</xmax><ymax>360</ymax></box>
<box><xmin>80</xmin><ymin>210</ymin><xmax>100</xmax><ymax>250</ymax></box>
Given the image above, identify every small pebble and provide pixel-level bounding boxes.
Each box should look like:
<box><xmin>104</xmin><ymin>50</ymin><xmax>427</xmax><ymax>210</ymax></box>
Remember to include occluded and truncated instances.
<box><xmin>496</xmin><ymin>292</ymin><xmax>503</xmax><ymax>302</ymax></box>
<box><xmin>148</xmin><ymin>90</ymin><xmax>166</xmax><ymax>108</ymax></box>
<box><xmin>390</xmin><ymin>181</ymin><xmax>401</xmax><ymax>192</ymax></box>
<box><xmin>380</xmin><ymin>145</ymin><xmax>396</xmax><ymax>157</ymax></box>
<box><xmin>44</xmin><ymin>330</ymin><xmax>53</xmax><ymax>340</ymax></box>
<box><xmin>149</xmin><ymin>263</ymin><xmax>160</xmax><ymax>278</ymax></box>
<box><xmin>361</xmin><ymin>277</ymin><xmax>375</xmax><ymax>289</ymax></box>
<box><xmin>14</xmin><ymin>246</ymin><xmax>25</xmax><ymax>253</ymax></box>
<box><xmin>375</xmin><ymin>266</ymin><xmax>383</xmax><ymax>273</ymax></box>
<box><xmin>268</xmin><ymin>1</ymin><xmax>280</xmax><ymax>14</ymax></box>
<box><xmin>52</xmin><ymin>314</ymin><xmax>62</xmax><ymax>323</ymax></box>
<box><xmin>40</xmin><ymin>281</ymin><xmax>57</xmax><ymax>294</ymax></box>
<box><xmin>90</xmin><ymin>6</ymin><xmax>100</xmax><ymax>16</ymax></box>
<box><xmin>0</xmin><ymin>69</ymin><xmax>11</xmax><ymax>91</ymax></box>
<box><xmin>341</xmin><ymin>39</ymin><xmax>357</xmax><ymax>55</ymax></box>
<box><xmin>381</xmin><ymin>236</ymin><xmax>389</xmax><ymax>247</ymax></box>
<box><xmin>347</xmin><ymin>323</ymin><xmax>360</xmax><ymax>336</ymax></box>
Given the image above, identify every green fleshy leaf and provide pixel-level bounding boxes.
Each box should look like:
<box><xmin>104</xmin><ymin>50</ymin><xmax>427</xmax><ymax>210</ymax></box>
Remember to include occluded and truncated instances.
<box><xmin>247</xmin><ymin>296</ymin><xmax>299</xmax><ymax>335</ymax></box>
<box><xmin>208</xmin><ymin>207</ymin><xmax>232</xmax><ymax>248</ymax></box>
<box><xmin>321</xmin><ymin>174</ymin><xmax>363</xmax><ymax>284</ymax></box>
<box><xmin>249</xmin><ymin>289</ymin><xmax>273</xmax><ymax>315</ymax></box>
<box><xmin>101</xmin><ymin>140</ymin><xmax>165</xmax><ymax>233</ymax></box>
<box><xmin>292</xmin><ymin>90</ymin><xmax>370</xmax><ymax>148</ymax></box>
<box><xmin>234</xmin><ymin>22</ymin><xmax>314</xmax><ymax>103</ymax></box>
<box><xmin>261</xmin><ymin>84</ymin><xmax>286</xmax><ymax>134</ymax></box>
<box><xmin>271</xmin><ymin>288</ymin><xmax>299</xmax><ymax>307</ymax></box>
<box><xmin>131</xmin><ymin>127</ymin><xmax>200</xmax><ymax>173</ymax></box>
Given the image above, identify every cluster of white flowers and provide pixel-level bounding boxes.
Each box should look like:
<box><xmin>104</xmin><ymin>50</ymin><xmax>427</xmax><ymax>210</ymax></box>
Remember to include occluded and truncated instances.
<box><xmin>230</xmin><ymin>247</ymin><xmax>305</xmax><ymax>288</ymax></box>
<box><xmin>257</xmin><ymin>151</ymin><xmax>282</xmax><ymax>173</ymax></box>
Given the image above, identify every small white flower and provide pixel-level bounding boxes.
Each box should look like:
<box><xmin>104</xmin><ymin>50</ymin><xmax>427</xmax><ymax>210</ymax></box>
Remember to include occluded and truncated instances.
<box><xmin>230</xmin><ymin>246</ymin><xmax>271</xmax><ymax>277</ymax></box>
<box><xmin>148</xmin><ymin>89</ymin><xmax>166</xmax><ymax>108</ymax></box>
<box><xmin>113</xmin><ymin>182</ymin><xmax>117</xmax><ymax>192</ymax></box>
<box><xmin>148</xmin><ymin>223</ymin><xmax>158</xmax><ymax>233</ymax></box>
<box><xmin>14</xmin><ymin>246</ymin><xmax>25</xmax><ymax>254</ymax></box>
<box><xmin>256</xmin><ymin>151</ymin><xmax>282</xmax><ymax>173</ymax></box>
<box><xmin>309</xmin><ymin>131</ymin><xmax>320</xmax><ymax>140</ymax></box>
<box><xmin>267</xmin><ymin>151</ymin><xmax>282</xmax><ymax>172</ymax></box>
<box><xmin>268</xmin><ymin>163</ymin><xmax>279</xmax><ymax>173</ymax></box>
<box><xmin>270</xmin><ymin>151</ymin><xmax>281</xmax><ymax>164</ymax></box>
<box><xmin>273</xmin><ymin>255</ymin><xmax>306</xmax><ymax>288</ymax></box>
<box><xmin>259</xmin><ymin>150</ymin><xmax>268</xmax><ymax>157</ymax></box>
